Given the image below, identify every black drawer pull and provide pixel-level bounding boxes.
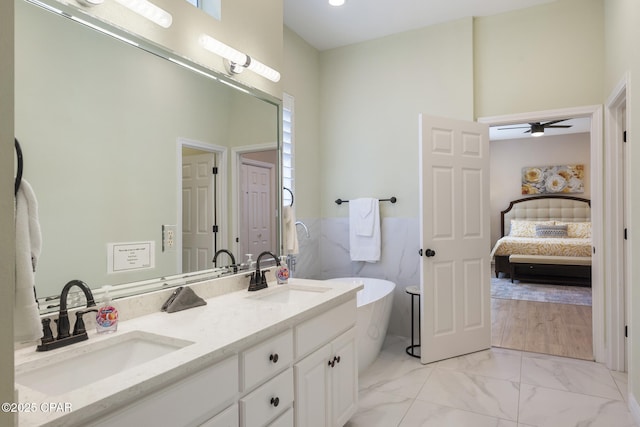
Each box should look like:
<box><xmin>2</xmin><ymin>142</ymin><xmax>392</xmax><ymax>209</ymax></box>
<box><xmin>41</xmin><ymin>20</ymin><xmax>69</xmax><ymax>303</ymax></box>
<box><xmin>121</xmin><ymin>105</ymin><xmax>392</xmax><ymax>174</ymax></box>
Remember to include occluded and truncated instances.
<box><xmin>269</xmin><ymin>353</ymin><xmax>279</xmax><ymax>363</ymax></box>
<box><xmin>270</xmin><ymin>397</ymin><xmax>280</xmax><ymax>407</ymax></box>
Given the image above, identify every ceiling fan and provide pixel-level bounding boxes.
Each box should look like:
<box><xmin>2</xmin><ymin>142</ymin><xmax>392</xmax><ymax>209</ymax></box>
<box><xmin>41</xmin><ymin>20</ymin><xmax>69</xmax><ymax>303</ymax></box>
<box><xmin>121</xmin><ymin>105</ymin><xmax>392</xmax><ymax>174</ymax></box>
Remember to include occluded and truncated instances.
<box><xmin>498</xmin><ymin>119</ymin><xmax>573</xmax><ymax>137</ymax></box>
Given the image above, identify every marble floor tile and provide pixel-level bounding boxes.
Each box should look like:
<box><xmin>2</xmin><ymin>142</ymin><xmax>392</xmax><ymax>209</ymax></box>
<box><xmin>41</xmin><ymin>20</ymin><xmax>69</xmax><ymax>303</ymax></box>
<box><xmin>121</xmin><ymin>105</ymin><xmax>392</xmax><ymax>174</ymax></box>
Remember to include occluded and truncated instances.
<box><xmin>611</xmin><ymin>370</ymin><xmax>630</xmax><ymax>403</ymax></box>
<box><xmin>399</xmin><ymin>400</ymin><xmax>518</xmax><ymax>427</ymax></box>
<box><xmin>359</xmin><ymin>352</ymin><xmax>434</xmax><ymax>399</ymax></box>
<box><xmin>434</xmin><ymin>347</ymin><xmax>522</xmax><ymax>382</ymax></box>
<box><xmin>518</xmin><ymin>383</ymin><xmax>637</xmax><ymax>427</ymax></box>
<box><xmin>348</xmin><ymin>335</ymin><xmax>636</xmax><ymax>427</ymax></box>
<box><xmin>521</xmin><ymin>354</ymin><xmax>622</xmax><ymax>400</ymax></box>
<box><xmin>416</xmin><ymin>368</ymin><xmax>520</xmax><ymax>421</ymax></box>
<box><xmin>345</xmin><ymin>389</ymin><xmax>413</xmax><ymax>427</ymax></box>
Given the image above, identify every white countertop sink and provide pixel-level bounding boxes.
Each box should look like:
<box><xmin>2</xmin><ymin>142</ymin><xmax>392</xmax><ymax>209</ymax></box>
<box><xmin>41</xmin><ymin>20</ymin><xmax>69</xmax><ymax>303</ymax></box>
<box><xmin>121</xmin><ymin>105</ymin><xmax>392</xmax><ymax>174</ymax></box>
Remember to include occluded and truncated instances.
<box><xmin>15</xmin><ymin>331</ymin><xmax>193</xmax><ymax>396</ymax></box>
<box><xmin>246</xmin><ymin>284</ymin><xmax>331</xmax><ymax>304</ymax></box>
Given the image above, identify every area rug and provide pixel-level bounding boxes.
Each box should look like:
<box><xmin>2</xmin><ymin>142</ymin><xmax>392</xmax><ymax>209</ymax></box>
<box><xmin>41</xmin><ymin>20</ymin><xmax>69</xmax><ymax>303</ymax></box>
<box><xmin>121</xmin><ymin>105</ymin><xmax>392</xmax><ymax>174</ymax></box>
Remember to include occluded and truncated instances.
<box><xmin>491</xmin><ymin>277</ymin><xmax>592</xmax><ymax>306</ymax></box>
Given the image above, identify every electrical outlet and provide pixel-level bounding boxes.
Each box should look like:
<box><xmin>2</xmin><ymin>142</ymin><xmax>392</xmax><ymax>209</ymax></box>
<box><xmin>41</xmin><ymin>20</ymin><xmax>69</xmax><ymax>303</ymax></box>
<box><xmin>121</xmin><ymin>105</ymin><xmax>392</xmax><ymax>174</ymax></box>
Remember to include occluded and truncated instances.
<box><xmin>162</xmin><ymin>225</ymin><xmax>177</xmax><ymax>252</ymax></box>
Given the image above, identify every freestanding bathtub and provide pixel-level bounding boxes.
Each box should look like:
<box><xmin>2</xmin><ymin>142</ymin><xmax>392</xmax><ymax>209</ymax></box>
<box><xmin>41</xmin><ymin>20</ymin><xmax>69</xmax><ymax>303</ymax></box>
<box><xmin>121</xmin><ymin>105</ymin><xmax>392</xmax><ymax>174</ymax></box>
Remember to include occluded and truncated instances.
<box><xmin>329</xmin><ymin>277</ymin><xmax>396</xmax><ymax>374</ymax></box>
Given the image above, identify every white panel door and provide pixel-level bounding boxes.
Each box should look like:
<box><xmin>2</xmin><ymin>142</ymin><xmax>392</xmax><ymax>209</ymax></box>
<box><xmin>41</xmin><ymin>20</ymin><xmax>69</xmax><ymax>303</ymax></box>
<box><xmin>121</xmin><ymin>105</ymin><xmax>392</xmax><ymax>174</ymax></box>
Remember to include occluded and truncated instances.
<box><xmin>240</xmin><ymin>161</ymin><xmax>273</xmax><ymax>257</ymax></box>
<box><xmin>182</xmin><ymin>153</ymin><xmax>215</xmax><ymax>273</ymax></box>
<box><xmin>419</xmin><ymin>114</ymin><xmax>491</xmax><ymax>364</ymax></box>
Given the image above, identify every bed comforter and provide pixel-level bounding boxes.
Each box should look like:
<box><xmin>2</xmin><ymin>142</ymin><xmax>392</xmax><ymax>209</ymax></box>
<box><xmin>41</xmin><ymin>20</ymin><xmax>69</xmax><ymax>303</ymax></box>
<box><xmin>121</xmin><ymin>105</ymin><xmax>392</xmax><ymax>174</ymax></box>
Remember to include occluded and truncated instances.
<box><xmin>490</xmin><ymin>236</ymin><xmax>592</xmax><ymax>259</ymax></box>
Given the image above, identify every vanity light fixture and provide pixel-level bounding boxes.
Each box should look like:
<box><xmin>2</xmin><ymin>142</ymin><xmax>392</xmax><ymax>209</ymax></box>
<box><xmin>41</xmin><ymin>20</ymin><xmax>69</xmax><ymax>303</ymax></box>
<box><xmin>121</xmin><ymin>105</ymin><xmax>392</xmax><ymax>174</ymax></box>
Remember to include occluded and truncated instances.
<box><xmin>199</xmin><ymin>34</ymin><xmax>281</xmax><ymax>83</ymax></box>
<box><xmin>530</xmin><ymin>123</ymin><xmax>545</xmax><ymax>137</ymax></box>
<box><xmin>329</xmin><ymin>0</ymin><xmax>346</xmax><ymax>6</ymax></box>
<box><xmin>113</xmin><ymin>0</ymin><xmax>173</xmax><ymax>28</ymax></box>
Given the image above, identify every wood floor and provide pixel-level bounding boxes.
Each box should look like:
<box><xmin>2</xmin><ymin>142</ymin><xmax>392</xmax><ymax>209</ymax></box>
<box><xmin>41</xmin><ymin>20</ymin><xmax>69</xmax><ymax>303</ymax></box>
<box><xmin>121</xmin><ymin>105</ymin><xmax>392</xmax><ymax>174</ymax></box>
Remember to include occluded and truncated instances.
<box><xmin>491</xmin><ymin>298</ymin><xmax>593</xmax><ymax>360</ymax></box>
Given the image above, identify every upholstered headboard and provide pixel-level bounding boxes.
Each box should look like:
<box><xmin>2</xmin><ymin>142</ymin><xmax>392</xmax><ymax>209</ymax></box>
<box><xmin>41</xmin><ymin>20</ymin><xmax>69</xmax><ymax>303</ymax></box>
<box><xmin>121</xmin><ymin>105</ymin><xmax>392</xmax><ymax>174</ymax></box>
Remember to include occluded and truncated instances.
<box><xmin>501</xmin><ymin>195</ymin><xmax>591</xmax><ymax>237</ymax></box>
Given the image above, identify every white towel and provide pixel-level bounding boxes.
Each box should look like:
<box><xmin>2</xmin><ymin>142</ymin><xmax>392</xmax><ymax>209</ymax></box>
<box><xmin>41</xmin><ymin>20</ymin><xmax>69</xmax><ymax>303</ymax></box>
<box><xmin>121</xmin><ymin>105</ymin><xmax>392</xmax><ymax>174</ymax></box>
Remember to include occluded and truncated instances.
<box><xmin>14</xmin><ymin>179</ymin><xmax>43</xmax><ymax>343</ymax></box>
<box><xmin>349</xmin><ymin>198</ymin><xmax>381</xmax><ymax>262</ymax></box>
<box><xmin>283</xmin><ymin>205</ymin><xmax>299</xmax><ymax>255</ymax></box>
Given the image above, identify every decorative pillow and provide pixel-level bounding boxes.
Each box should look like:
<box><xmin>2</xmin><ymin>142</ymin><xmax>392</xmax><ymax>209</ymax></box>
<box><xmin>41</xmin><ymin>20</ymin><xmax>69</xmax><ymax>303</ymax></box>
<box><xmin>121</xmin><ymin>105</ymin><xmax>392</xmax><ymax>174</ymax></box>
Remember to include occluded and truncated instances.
<box><xmin>556</xmin><ymin>222</ymin><xmax>592</xmax><ymax>238</ymax></box>
<box><xmin>535</xmin><ymin>224</ymin><xmax>568</xmax><ymax>238</ymax></box>
<box><xmin>509</xmin><ymin>220</ymin><xmax>554</xmax><ymax>237</ymax></box>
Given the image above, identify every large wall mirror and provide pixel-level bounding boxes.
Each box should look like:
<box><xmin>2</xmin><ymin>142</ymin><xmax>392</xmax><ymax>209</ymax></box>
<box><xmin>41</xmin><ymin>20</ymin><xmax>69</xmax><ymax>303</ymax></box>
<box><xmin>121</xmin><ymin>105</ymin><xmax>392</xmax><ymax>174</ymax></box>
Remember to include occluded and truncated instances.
<box><xmin>15</xmin><ymin>0</ymin><xmax>282</xmax><ymax>312</ymax></box>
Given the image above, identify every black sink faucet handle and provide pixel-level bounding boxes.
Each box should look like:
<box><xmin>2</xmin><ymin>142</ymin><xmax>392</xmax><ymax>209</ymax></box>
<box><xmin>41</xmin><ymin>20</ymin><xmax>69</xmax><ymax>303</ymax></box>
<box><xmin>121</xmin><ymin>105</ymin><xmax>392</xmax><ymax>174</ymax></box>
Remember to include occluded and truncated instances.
<box><xmin>73</xmin><ymin>309</ymin><xmax>98</xmax><ymax>336</ymax></box>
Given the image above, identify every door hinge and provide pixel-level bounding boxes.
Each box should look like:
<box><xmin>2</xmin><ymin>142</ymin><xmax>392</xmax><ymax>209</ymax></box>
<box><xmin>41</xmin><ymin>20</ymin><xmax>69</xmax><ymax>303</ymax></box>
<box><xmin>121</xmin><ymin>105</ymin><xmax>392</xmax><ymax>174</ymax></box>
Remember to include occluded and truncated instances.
<box><xmin>212</xmin><ymin>225</ymin><xmax>218</xmax><ymax>233</ymax></box>
<box><xmin>212</xmin><ymin>166</ymin><xmax>218</xmax><ymax>175</ymax></box>
<box><xmin>625</xmin><ymin>325</ymin><xmax>628</xmax><ymax>338</ymax></box>
<box><xmin>624</xmin><ymin>228</ymin><xmax>628</xmax><ymax>240</ymax></box>
<box><xmin>623</xmin><ymin>131</ymin><xmax>627</xmax><ymax>143</ymax></box>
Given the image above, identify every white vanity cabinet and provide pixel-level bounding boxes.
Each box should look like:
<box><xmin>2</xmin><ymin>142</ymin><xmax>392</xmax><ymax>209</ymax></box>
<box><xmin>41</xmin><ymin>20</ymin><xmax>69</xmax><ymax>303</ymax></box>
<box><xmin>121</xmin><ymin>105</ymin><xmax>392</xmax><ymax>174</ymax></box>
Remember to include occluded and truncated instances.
<box><xmin>50</xmin><ymin>293</ymin><xmax>359</xmax><ymax>427</ymax></box>
<box><xmin>294</xmin><ymin>300</ymin><xmax>358</xmax><ymax>427</ymax></box>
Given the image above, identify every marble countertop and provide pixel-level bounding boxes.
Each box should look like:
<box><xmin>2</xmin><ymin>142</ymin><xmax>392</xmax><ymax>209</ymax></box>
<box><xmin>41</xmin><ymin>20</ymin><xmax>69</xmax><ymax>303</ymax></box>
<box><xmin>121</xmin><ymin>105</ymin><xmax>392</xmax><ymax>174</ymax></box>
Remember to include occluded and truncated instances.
<box><xmin>14</xmin><ymin>278</ymin><xmax>363</xmax><ymax>427</ymax></box>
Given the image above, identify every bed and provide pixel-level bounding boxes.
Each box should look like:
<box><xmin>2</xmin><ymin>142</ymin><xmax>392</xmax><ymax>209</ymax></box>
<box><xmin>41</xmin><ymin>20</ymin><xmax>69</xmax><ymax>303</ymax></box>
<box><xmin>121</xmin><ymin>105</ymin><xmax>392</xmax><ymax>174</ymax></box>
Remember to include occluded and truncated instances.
<box><xmin>490</xmin><ymin>195</ymin><xmax>592</xmax><ymax>286</ymax></box>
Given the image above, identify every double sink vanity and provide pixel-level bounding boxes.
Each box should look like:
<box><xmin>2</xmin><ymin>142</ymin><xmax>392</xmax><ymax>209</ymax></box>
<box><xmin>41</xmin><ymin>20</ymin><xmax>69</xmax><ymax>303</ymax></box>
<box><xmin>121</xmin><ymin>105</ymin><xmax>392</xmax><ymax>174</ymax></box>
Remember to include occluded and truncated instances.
<box><xmin>14</xmin><ymin>276</ymin><xmax>362</xmax><ymax>427</ymax></box>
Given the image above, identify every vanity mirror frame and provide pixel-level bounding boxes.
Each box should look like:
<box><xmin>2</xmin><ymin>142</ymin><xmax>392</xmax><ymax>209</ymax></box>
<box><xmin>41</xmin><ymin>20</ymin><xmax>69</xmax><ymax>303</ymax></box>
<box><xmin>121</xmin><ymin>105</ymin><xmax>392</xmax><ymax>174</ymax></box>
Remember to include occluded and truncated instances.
<box><xmin>19</xmin><ymin>0</ymin><xmax>284</xmax><ymax>313</ymax></box>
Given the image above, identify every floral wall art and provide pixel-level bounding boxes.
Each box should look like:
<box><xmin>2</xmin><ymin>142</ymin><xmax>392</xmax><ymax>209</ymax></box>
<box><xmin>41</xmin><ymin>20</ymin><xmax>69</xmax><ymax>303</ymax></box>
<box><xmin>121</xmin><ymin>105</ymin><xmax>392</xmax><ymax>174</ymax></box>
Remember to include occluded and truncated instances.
<box><xmin>521</xmin><ymin>164</ymin><xmax>584</xmax><ymax>195</ymax></box>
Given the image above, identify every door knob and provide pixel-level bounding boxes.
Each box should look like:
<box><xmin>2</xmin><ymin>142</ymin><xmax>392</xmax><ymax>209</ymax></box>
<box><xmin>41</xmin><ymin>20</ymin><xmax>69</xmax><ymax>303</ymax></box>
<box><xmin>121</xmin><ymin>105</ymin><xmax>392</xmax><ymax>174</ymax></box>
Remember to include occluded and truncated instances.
<box><xmin>425</xmin><ymin>249</ymin><xmax>436</xmax><ymax>257</ymax></box>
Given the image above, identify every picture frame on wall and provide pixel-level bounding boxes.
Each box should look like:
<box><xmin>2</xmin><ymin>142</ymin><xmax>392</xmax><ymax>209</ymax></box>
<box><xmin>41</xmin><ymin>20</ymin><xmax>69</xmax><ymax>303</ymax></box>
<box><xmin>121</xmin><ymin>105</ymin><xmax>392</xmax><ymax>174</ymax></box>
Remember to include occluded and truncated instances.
<box><xmin>521</xmin><ymin>164</ymin><xmax>584</xmax><ymax>195</ymax></box>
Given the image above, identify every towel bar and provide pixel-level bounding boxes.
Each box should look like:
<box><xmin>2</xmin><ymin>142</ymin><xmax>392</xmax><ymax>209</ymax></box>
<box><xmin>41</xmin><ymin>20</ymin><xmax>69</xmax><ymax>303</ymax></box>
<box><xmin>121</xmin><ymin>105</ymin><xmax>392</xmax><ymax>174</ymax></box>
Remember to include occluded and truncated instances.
<box><xmin>335</xmin><ymin>196</ymin><xmax>396</xmax><ymax>205</ymax></box>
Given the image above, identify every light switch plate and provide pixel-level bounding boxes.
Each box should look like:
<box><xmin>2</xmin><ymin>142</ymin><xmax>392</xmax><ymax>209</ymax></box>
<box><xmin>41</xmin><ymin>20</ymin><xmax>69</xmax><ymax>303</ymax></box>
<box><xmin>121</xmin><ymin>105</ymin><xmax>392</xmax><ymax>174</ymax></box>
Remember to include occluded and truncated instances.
<box><xmin>162</xmin><ymin>225</ymin><xmax>177</xmax><ymax>252</ymax></box>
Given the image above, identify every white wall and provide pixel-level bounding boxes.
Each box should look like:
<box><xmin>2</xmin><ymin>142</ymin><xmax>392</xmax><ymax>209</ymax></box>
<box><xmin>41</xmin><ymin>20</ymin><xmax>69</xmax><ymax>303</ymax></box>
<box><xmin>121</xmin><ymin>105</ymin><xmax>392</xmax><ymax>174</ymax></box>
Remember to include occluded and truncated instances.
<box><xmin>490</xmin><ymin>132</ymin><xmax>591</xmax><ymax>245</ymax></box>
<box><xmin>320</xmin><ymin>18</ymin><xmax>475</xmax><ymax>219</ymax></box>
<box><xmin>474</xmin><ymin>0</ymin><xmax>604</xmax><ymax>118</ymax></box>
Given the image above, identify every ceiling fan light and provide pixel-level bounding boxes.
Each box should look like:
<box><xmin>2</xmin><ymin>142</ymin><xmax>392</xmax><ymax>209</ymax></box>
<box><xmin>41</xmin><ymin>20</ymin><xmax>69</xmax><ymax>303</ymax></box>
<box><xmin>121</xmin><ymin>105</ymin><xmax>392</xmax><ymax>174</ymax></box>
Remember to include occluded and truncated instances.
<box><xmin>531</xmin><ymin>124</ymin><xmax>545</xmax><ymax>137</ymax></box>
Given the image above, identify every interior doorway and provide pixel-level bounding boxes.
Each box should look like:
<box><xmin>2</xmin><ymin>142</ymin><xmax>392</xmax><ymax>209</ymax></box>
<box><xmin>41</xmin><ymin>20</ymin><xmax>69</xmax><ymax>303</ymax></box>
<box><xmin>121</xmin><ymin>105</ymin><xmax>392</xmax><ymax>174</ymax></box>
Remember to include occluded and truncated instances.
<box><xmin>479</xmin><ymin>105</ymin><xmax>607</xmax><ymax>364</ymax></box>
<box><xmin>605</xmin><ymin>75</ymin><xmax>629</xmax><ymax>372</ymax></box>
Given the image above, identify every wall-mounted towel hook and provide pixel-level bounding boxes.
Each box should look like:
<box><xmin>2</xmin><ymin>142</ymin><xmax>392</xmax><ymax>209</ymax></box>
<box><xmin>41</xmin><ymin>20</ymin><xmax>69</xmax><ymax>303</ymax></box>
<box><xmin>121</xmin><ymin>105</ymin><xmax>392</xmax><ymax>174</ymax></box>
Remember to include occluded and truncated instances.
<box><xmin>283</xmin><ymin>187</ymin><xmax>294</xmax><ymax>207</ymax></box>
<box><xmin>15</xmin><ymin>138</ymin><xmax>23</xmax><ymax>196</ymax></box>
<box><xmin>335</xmin><ymin>196</ymin><xmax>397</xmax><ymax>205</ymax></box>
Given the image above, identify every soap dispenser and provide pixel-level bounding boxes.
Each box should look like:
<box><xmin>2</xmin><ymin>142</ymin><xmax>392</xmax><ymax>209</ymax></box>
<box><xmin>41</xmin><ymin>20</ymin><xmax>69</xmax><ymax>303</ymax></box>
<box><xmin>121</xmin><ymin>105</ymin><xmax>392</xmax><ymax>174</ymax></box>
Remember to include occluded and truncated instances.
<box><xmin>96</xmin><ymin>285</ymin><xmax>118</xmax><ymax>334</ymax></box>
<box><xmin>276</xmin><ymin>256</ymin><xmax>290</xmax><ymax>285</ymax></box>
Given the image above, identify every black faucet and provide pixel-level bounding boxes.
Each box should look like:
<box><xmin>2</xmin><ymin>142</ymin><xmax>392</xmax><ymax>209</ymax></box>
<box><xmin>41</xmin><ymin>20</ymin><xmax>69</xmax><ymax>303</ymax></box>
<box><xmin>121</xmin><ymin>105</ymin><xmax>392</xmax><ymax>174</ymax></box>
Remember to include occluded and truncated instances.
<box><xmin>37</xmin><ymin>280</ymin><xmax>97</xmax><ymax>352</ymax></box>
<box><xmin>213</xmin><ymin>249</ymin><xmax>237</xmax><ymax>273</ymax></box>
<box><xmin>248</xmin><ymin>251</ymin><xmax>280</xmax><ymax>292</ymax></box>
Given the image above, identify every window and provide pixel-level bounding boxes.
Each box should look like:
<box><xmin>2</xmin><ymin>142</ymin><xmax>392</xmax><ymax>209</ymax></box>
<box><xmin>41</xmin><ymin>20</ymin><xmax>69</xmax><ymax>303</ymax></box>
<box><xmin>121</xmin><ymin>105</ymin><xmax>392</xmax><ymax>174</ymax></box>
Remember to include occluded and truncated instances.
<box><xmin>282</xmin><ymin>93</ymin><xmax>295</xmax><ymax>206</ymax></box>
<box><xmin>185</xmin><ymin>0</ymin><xmax>221</xmax><ymax>21</ymax></box>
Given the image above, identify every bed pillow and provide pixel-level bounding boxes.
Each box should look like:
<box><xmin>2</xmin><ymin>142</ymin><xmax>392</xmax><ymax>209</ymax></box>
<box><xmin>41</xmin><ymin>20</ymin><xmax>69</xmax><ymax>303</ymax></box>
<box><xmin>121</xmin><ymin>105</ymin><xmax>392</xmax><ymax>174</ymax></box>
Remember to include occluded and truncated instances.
<box><xmin>509</xmin><ymin>220</ymin><xmax>554</xmax><ymax>237</ymax></box>
<box><xmin>535</xmin><ymin>224</ymin><xmax>568</xmax><ymax>238</ymax></box>
<box><xmin>556</xmin><ymin>222</ymin><xmax>592</xmax><ymax>238</ymax></box>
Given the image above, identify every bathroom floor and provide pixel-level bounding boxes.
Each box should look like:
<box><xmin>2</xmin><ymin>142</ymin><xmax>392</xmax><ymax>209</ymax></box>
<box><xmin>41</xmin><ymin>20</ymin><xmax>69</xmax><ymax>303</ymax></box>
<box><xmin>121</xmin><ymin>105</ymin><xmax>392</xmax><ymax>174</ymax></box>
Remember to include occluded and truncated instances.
<box><xmin>346</xmin><ymin>335</ymin><xmax>636</xmax><ymax>427</ymax></box>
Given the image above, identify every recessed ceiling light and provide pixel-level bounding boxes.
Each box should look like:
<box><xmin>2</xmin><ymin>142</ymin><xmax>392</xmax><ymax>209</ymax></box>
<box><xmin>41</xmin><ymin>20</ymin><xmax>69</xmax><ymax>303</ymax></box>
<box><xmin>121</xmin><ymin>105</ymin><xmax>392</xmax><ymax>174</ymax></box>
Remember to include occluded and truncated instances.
<box><xmin>329</xmin><ymin>0</ymin><xmax>346</xmax><ymax>6</ymax></box>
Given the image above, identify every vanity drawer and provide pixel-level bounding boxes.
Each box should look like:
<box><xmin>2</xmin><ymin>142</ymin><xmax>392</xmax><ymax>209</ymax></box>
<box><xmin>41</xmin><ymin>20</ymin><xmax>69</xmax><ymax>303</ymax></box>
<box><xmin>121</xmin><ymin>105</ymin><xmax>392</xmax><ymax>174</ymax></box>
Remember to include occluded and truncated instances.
<box><xmin>200</xmin><ymin>403</ymin><xmax>239</xmax><ymax>427</ymax></box>
<box><xmin>240</xmin><ymin>368</ymin><xmax>293</xmax><ymax>427</ymax></box>
<box><xmin>91</xmin><ymin>355</ymin><xmax>238</xmax><ymax>427</ymax></box>
<box><xmin>241</xmin><ymin>330</ymin><xmax>293</xmax><ymax>392</ymax></box>
<box><xmin>295</xmin><ymin>298</ymin><xmax>356</xmax><ymax>359</ymax></box>
<box><xmin>268</xmin><ymin>407</ymin><xmax>293</xmax><ymax>427</ymax></box>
